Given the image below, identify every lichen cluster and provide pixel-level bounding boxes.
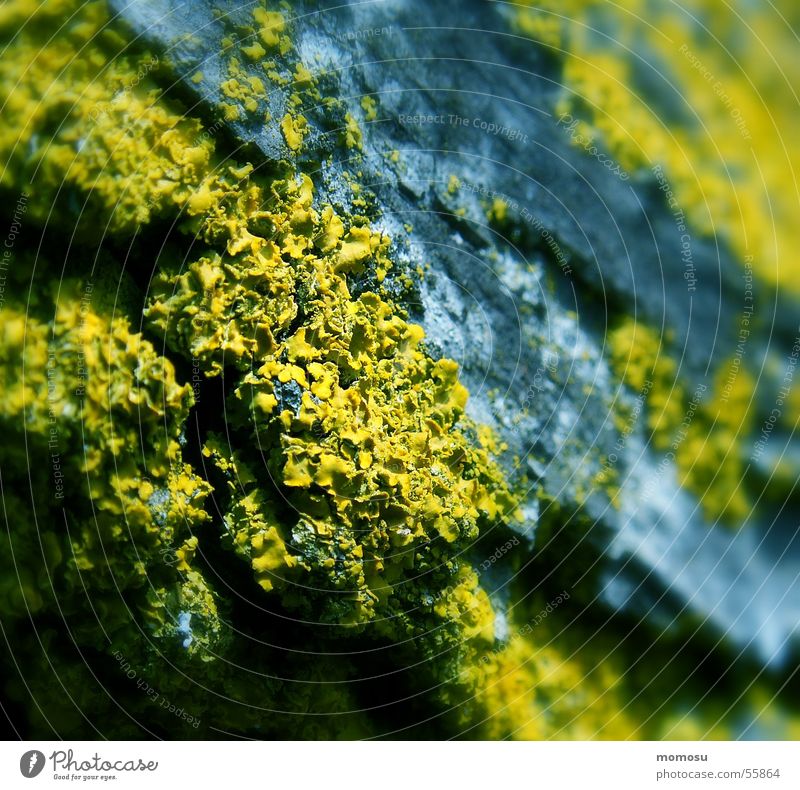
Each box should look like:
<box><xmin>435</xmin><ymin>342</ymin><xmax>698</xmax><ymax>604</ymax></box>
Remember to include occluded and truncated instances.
<box><xmin>0</xmin><ymin>280</ymin><xmax>212</xmax><ymax>621</ymax></box>
<box><xmin>144</xmin><ymin>156</ymin><xmax>519</xmax><ymax>652</ymax></box>
<box><xmin>517</xmin><ymin>0</ymin><xmax>800</xmax><ymax>294</ymax></box>
<box><xmin>607</xmin><ymin>320</ymin><xmax>755</xmax><ymax>524</ymax></box>
<box><xmin>0</xmin><ymin>0</ymin><xmax>791</xmax><ymax>740</ymax></box>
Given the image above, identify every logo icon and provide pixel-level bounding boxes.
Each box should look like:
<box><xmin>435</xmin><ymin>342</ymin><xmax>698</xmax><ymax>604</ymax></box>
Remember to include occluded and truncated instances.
<box><xmin>20</xmin><ymin>750</ymin><xmax>45</xmax><ymax>778</ymax></box>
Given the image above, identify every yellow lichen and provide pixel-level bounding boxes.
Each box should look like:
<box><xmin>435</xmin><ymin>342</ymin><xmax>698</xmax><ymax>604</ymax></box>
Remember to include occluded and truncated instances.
<box><xmin>146</xmin><ymin>160</ymin><xmax>519</xmax><ymax>637</ymax></box>
<box><xmin>281</xmin><ymin>112</ymin><xmax>308</xmax><ymax>151</ymax></box>
<box><xmin>342</xmin><ymin>111</ymin><xmax>363</xmax><ymax>150</ymax></box>
<box><xmin>360</xmin><ymin>95</ymin><xmax>378</xmax><ymax>121</ymax></box>
<box><xmin>0</xmin><ymin>279</ymin><xmax>213</xmax><ymax>646</ymax></box>
<box><xmin>608</xmin><ymin>319</ymin><xmax>755</xmax><ymax>525</ymax></box>
<box><xmin>0</xmin><ymin>3</ymin><xmax>214</xmax><ymax>234</ymax></box>
<box><xmin>487</xmin><ymin>197</ymin><xmax>508</xmax><ymax>224</ymax></box>
<box><xmin>252</xmin><ymin>5</ymin><xmax>286</xmax><ymax>50</ymax></box>
<box><xmin>522</xmin><ymin>0</ymin><xmax>800</xmax><ymax>294</ymax></box>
